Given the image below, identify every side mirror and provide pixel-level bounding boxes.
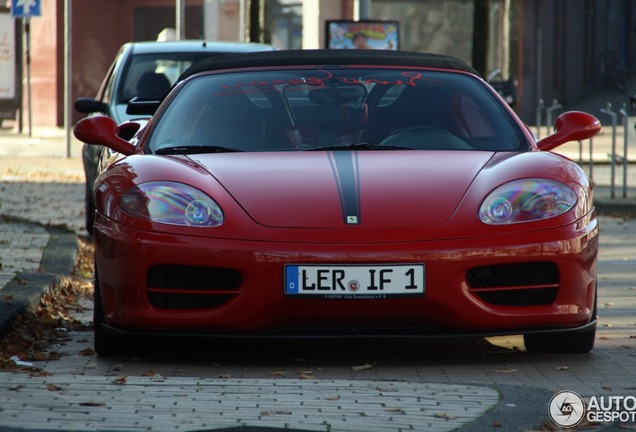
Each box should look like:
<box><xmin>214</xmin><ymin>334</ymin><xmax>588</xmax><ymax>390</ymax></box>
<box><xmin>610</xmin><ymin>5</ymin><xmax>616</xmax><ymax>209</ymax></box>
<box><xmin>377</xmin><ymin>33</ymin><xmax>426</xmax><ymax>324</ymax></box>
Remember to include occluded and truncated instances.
<box><xmin>73</xmin><ymin>116</ymin><xmax>136</xmax><ymax>156</ymax></box>
<box><xmin>537</xmin><ymin>111</ymin><xmax>601</xmax><ymax>151</ymax></box>
<box><xmin>74</xmin><ymin>97</ymin><xmax>107</xmax><ymax>114</ymax></box>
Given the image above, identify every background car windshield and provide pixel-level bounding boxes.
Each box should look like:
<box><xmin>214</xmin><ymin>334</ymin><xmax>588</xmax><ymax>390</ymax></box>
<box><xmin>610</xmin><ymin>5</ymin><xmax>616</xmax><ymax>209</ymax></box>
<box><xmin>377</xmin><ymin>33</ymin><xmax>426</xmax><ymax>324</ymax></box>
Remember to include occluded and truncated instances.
<box><xmin>148</xmin><ymin>67</ymin><xmax>527</xmax><ymax>153</ymax></box>
<box><xmin>119</xmin><ymin>53</ymin><xmax>209</xmax><ymax>103</ymax></box>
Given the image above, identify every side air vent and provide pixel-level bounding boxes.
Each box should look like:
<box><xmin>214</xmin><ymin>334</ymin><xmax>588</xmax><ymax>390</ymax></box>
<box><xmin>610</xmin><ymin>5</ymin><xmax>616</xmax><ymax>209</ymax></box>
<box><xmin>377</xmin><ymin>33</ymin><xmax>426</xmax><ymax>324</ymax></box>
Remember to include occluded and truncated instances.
<box><xmin>146</xmin><ymin>265</ymin><xmax>241</xmax><ymax>309</ymax></box>
<box><xmin>467</xmin><ymin>262</ymin><xmax>559</xmax><ymax>306</ymax></box>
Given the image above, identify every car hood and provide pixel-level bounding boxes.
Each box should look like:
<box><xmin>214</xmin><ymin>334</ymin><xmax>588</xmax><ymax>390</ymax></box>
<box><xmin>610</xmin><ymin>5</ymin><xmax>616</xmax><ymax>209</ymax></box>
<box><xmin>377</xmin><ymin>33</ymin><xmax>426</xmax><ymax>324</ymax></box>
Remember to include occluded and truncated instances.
<box><xmin>191</xmin><ymin>151</ymin><xmax>494</xmax><ymax>228</ymax></box>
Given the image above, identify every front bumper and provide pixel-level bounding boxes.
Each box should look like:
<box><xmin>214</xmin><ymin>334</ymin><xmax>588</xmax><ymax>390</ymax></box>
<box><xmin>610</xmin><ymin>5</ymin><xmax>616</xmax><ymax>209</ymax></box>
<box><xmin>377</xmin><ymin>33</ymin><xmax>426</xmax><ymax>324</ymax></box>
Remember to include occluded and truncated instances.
<box><xmin>93</xmin><ymin>215</ymin><xmax>598</xmax><ymax>337</ymax></box>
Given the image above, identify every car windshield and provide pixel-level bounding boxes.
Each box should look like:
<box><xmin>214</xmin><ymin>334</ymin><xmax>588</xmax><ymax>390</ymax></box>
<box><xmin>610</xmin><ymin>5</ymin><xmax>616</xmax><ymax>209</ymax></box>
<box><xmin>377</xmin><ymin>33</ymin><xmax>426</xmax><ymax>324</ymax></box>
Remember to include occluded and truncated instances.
<box><xmin>118</xmin><ymin>53</ymin><xmax>213</xmax><ymax>103</ymax></box>
<box><xmin>148</xmin><ymin>67</ymin><xmax>527</xmax><ymax>153</ymax></box>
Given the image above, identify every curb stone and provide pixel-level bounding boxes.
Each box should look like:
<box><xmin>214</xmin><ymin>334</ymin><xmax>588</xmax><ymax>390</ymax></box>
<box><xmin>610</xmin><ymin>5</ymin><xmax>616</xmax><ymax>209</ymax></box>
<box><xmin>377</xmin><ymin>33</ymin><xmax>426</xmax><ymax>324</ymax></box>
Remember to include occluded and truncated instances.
<box><xmin>0</xmin><ymin>218</ymin><xmax>78</xmax><ymax>338</ymax></box>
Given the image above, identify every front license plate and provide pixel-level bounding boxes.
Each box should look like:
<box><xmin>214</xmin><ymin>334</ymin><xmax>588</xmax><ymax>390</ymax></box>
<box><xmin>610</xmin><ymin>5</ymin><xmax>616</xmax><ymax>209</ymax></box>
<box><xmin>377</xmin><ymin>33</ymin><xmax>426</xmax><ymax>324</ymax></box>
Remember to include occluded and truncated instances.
<box><xmin>285</xmin><ymin>264</ymin><xmax>425</xmax><ymax>298</ymax></box>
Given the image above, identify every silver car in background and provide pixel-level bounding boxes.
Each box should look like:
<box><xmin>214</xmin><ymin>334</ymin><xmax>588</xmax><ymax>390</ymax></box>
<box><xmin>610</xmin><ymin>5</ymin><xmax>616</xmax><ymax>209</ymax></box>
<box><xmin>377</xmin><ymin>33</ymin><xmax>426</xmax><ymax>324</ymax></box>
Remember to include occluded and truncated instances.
<box><xmin>74</xmin><ymin>40</ymin><xmax>276</xmax><ymax>234</ymax></box>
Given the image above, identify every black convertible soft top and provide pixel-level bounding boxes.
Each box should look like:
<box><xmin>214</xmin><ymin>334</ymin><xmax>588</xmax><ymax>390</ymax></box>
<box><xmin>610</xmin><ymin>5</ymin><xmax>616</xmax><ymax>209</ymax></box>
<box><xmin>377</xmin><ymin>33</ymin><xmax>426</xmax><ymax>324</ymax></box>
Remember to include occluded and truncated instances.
<box><xmin>179</xmin><ymin>49</ymin><xmax>480</xmax><ymax>81</ymax></box>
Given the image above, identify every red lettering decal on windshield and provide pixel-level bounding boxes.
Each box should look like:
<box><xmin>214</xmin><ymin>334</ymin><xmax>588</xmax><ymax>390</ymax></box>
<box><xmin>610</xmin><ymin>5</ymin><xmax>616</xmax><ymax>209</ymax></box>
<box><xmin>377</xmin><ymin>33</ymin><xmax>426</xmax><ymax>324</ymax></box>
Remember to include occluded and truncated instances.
<box><xmin>216</xmin><ymin>70</ymin><xmax>426</xmax><ymax>96</ymax></box>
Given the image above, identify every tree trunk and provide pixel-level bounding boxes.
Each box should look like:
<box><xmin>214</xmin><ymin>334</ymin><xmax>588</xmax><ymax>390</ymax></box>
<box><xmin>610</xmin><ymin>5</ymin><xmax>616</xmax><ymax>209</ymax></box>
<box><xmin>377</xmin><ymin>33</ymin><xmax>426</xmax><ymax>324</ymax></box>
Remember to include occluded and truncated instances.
<box><xmin>472</xmin><ymin>0</ymin><xmax>489</xmax><ymax>76</ymax></box>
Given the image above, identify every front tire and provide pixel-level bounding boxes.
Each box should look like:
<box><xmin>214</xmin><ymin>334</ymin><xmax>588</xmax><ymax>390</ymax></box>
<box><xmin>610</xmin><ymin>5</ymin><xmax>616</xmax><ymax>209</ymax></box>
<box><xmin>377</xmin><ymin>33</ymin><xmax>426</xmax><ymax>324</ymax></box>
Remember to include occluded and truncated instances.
<box><xmin>523</xmin><ymin>325</ymin><xmax>596</xmax><ymax>354</ymax></box>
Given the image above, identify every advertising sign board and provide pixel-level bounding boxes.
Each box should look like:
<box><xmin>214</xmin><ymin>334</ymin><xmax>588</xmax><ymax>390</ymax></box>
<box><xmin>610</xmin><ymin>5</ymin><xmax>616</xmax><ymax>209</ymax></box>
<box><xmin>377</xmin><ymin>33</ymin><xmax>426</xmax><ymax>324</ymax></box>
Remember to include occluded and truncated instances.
<box><xmin>326</xmin><ymin>20</ymin><xmax>399</xmax><ymax>50</ymax></box>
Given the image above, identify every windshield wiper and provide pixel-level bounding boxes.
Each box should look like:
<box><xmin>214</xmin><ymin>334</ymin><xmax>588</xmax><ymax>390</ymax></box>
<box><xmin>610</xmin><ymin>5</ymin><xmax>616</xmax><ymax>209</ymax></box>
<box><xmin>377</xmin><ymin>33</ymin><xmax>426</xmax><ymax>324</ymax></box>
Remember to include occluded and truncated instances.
<box><xmin>305</xmin><ymin>142</ymin><xmax>415</xmax><ymax>151</ymax></box>
<box><xmin>155</xmin><ymin>145</ymin><xmax>244</xmax><ymax>155</ymax></box>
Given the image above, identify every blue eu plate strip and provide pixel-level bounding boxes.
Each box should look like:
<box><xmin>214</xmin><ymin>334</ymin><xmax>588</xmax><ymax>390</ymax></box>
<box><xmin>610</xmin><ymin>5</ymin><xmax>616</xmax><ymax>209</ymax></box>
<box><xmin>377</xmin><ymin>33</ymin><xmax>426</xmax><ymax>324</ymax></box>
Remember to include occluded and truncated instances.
<box><xmin>285</xmin><ymin>265</ymin><xmax>299</xmax><ymax>294</ymax></box>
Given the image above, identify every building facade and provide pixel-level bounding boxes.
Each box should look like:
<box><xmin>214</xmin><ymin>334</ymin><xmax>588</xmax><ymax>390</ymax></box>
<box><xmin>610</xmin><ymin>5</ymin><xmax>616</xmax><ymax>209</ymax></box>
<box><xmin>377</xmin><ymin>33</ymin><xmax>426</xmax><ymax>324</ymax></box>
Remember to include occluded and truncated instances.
<box><xmin>3</xmin><ymin>0</ymin><xmax>635</xmax><ymax>128</ymax></box>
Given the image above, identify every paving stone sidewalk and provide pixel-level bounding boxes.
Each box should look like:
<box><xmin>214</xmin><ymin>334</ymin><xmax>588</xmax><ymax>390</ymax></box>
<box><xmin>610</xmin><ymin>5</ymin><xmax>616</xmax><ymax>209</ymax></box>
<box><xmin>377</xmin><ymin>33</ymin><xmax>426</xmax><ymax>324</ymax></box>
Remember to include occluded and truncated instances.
<box><xmin>0</xmin><ymin>377</ymin><xmax>506</xmax><ymax>432</ymax></box>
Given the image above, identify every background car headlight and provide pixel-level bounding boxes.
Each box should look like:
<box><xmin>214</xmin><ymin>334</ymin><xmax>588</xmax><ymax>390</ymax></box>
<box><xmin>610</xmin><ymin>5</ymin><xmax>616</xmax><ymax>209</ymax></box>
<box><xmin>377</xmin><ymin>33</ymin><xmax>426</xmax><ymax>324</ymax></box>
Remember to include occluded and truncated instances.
<box><xmin>479</xmin><ymin>179</ymin><xmax>577</xmax><ymax>224</ymax></box>
<box><xmin>120</xmin><ymin>181</ymin><xmax>224</xmax><ymax>226</ymax></box>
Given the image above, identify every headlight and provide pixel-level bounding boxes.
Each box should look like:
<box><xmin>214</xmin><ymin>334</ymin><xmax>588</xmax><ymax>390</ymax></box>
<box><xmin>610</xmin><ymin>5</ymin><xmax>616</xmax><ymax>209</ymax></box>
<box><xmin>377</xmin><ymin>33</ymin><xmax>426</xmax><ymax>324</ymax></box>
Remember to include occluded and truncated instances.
<box><xmin>120</xmin><ymin>181</ymin><xmax>224</xmax><ymax>227</ymax></box>
<box><xmin>479</xmin><ymin>179</ymin><xmax>577</xmax><ymax>224</ymax></box>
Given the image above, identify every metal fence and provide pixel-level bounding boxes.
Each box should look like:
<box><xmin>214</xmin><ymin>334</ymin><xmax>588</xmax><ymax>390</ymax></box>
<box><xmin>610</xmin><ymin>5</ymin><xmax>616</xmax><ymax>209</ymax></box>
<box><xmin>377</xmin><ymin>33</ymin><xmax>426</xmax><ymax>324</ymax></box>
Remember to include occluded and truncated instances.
<box><xmin>536</xmin><ymin>99</ymin><xmax>635</xmax><ymax>199</ymax></box>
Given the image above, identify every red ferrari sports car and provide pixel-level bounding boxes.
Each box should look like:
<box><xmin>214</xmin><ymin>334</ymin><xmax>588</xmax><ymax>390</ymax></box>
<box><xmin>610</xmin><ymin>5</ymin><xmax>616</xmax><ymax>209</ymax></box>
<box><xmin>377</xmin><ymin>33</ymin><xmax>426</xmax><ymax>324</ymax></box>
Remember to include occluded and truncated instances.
<box><xmin>74</xmin><ymin>49</ymin><xmax>601</xmax><ymax>356</ymax></box>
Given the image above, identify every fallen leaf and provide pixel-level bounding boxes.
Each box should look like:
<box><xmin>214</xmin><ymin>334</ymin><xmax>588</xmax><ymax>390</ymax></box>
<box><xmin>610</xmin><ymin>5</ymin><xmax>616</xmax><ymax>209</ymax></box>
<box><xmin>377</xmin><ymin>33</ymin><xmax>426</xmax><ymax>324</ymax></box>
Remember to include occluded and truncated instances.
<box><xmin>433</xmin><ymin>412</ymin><xmax>457</xmax><ymax>420</ymax></box>
<box><xmin>385</xmin><ymin>407</ymin><xmax>405</xmax><ymax>414</ymax></box>
<box><xmin>79</xmin><ymin>402</ymin><xmax>106</xmax><ymax>407</ymax></box>
<box><xmin>46</xmin><ymin>383</ymin><xmax>63</xmax><ymax>391</ymax></box>
<box><xmin>351</xmin><ymin>363</ymin><xmax>375</xmax><ymax>371</ymax></box>
<box><xmin>32</xmin><ymin>352</ymin><xmax>50</xmax><ymax>361</ymax></box>
<box><xmin>111</xmin><ymin>375</ymin><xmax>127</xmax><ymax>385</ymax></box>
<box><xmin>267</xmin><ymin>371</ymin><xmax>286</xmax><ymax>377</ymax></box>
<box><xmin>377</xmin><ymin>387</ymin><xmax>398</xmax><ymax>392</ymax></box>
<box><xmin>324</xmin><ymin>395</ymin><xmax>340</xmax><ymax>401</ymax></box>
<box><xmin>299</xmin><ymin>373</ymin><xmax>316</xmax><ymax>379</ymax></box>
<box><xmin>260</xmin><ymin>410</ymin><xmax>292</xmax><ymax>416</ymax></box>
<box><xmin>79</xmin><ymin>348</ymin><xmax>95</xmax><ymax>356</ymax></box>
<box><xmin>48</xmin><ymin>352</ymin><xmax>62</xmax><ymax>360</ymax></box>
<box><xmin>216</xmin><ymin>374</ymin><xmax>231</xmax><ymax>379</ymax></box>
<box><xmin>491</xmin><ymin>368</ymin><xmax>518</xmax><ymax>374</ymax></box>
<box><xmin>556</xmin><ymin>366</ymin><xmax>570</xmax><ymax>371</ymax></box>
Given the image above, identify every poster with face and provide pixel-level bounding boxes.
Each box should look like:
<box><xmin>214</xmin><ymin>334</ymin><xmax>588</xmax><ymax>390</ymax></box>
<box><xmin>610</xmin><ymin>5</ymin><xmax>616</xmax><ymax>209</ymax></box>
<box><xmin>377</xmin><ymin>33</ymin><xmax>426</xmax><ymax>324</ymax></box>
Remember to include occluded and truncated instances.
<box><xmin>326</xmin><ymin>20</ymin><xmax>399</xmax><ymax>50</ymax></box>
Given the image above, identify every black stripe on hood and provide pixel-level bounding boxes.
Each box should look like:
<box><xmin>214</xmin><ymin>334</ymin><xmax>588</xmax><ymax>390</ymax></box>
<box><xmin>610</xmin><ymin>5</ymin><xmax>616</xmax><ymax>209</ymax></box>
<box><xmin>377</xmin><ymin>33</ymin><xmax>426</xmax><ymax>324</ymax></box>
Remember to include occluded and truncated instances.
<box><xmin>328</xmin><ymin>151</ymin><xmax>361</xmax><ymax>225</ymax></box>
